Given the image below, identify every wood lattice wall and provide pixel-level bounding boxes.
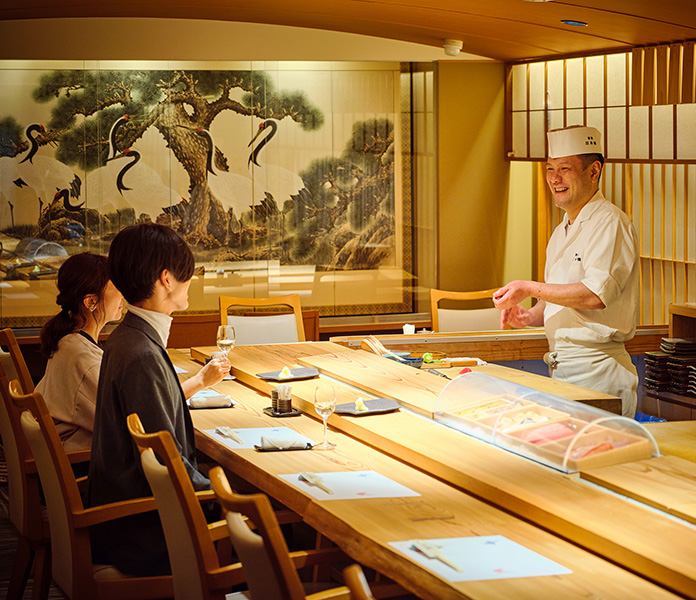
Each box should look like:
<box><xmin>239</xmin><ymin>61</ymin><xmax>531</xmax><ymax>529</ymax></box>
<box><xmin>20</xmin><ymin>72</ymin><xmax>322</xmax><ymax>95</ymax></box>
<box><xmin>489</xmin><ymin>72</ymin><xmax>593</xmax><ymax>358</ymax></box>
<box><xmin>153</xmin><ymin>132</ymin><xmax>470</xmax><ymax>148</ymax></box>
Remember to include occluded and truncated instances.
<box><xmin>510</xmin><ymin>44</ymin><xmax>696</xmax><ymax>326</ymax></box>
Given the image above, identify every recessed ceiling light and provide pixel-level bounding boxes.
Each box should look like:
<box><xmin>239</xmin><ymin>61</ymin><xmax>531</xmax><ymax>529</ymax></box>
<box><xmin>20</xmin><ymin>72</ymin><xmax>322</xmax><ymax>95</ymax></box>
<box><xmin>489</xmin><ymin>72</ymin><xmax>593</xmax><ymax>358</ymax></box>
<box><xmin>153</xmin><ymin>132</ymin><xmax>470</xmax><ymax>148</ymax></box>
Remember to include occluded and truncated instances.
<box><xmin>561</xmin><ymin>19</ymin><xmax>588</xmax><ymax>26</ymax></box>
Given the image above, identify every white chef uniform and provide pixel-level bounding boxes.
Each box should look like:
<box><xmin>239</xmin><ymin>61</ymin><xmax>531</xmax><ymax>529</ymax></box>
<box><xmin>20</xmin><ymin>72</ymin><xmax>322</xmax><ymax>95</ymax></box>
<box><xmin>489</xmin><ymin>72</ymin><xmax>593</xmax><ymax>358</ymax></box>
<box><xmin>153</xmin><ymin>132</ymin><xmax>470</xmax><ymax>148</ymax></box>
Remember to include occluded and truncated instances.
<box><xmin>543</xmin><ymin>190</ymin><xmax>639</xmax><ymax>417</ymax></box>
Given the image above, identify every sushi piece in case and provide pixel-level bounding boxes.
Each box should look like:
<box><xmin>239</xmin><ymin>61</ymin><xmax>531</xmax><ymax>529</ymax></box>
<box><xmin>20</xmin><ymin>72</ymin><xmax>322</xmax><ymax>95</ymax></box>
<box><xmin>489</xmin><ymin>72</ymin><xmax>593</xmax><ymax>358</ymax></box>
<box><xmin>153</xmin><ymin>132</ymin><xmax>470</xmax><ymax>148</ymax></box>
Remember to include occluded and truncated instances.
<box><xmin>454</xmin><ymin>397</ymin><xmax>520</xmax><ymax>419</ymax></box>
<box><xmin>512</xmin><ymin>421</ymin><xmax>578</xmax><ymax>445</ymax></box>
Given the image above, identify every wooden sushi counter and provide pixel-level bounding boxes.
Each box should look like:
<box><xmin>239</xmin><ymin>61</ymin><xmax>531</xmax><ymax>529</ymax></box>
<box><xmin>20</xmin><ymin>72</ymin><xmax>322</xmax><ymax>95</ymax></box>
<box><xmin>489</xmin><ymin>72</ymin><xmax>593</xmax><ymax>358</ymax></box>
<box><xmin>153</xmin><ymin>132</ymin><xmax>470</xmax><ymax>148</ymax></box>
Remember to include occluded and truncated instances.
<box><xmin>328</xmin><ymin>325</ymin><xmax>666</xmax><ymax>362</ymax></box>
<box><xmin>176</xmin><ymin>342</ymin><xmax>696</xmax><ymax>599</ymax></box>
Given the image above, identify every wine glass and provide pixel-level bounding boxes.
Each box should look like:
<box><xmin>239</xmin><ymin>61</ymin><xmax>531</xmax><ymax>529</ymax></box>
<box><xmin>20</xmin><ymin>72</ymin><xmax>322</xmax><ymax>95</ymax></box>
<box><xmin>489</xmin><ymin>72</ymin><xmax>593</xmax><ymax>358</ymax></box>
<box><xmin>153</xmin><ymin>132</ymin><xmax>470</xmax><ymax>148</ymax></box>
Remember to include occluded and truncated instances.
<box><xmin>216</xmin><ymin>325</ymin><xmax>236</xmax><ymax>380</ymax></box>
<box><xmin>216</xmin><ymin>325</ymin><xmax>236</xmax><ymax>356</ymax></box>
<box><xmin>313</xmin><ymin>383</ymin><xmax>336</xmax><ymax>450</ymax></box>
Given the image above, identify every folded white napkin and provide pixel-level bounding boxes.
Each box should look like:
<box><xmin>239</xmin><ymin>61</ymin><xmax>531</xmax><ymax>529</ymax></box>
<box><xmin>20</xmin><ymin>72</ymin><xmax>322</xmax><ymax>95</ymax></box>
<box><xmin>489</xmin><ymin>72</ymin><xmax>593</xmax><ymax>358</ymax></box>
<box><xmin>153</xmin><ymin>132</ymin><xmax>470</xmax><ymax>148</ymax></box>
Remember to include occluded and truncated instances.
<box><xmin>258</xmin><ymin>432</ymin><xmax>311</xmax><ymax>450</ymax></box>
<box><xmin>188</xmin><ymin>390</ymin><xmax>233</xmax><ymax>409</ymax></box>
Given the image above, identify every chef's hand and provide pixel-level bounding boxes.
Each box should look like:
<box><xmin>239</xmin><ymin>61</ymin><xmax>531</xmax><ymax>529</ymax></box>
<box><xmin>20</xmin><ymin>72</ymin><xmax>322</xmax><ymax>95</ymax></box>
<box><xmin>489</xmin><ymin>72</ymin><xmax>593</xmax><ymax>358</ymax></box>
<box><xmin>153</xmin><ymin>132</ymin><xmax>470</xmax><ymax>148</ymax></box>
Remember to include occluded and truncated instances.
<box><xmin>500</xmin><ymin>304</ymin><xmax>534</xmax><ymax>329</ymax></box>
<box><xmin>492</xmin><ymin>280</ymin><xmax>532</xmax><ymax>310</ymax></box>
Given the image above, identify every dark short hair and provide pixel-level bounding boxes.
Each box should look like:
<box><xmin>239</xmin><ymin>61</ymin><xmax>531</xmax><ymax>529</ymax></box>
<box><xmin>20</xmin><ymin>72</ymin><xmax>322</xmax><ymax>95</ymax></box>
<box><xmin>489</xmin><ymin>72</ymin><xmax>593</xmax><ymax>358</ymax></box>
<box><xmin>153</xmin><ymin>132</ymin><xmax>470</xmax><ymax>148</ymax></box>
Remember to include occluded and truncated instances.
<box><xmin>108</xmin><ymin>223</ymin><xmax>194</xmax><ymax>304</ymax></box>
<box><xmin>579</xmin><ymin>153</ymin><xmax>604</xmax><ymax>169</ymax></box>
<box><xmin>40</xmin><ymin>252</ymin><xmax>109</xmax><ymax>356</ymax></box>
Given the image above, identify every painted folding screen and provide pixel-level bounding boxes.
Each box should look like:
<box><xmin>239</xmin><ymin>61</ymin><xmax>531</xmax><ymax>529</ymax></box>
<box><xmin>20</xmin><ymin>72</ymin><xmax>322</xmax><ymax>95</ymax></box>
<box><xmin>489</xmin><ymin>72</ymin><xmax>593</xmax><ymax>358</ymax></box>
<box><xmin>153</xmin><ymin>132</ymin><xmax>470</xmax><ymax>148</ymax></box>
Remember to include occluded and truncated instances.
<box><xmin>0</xmin><ymin>61</ymin><xmax>413</xmax><ymax>326</ymax></box>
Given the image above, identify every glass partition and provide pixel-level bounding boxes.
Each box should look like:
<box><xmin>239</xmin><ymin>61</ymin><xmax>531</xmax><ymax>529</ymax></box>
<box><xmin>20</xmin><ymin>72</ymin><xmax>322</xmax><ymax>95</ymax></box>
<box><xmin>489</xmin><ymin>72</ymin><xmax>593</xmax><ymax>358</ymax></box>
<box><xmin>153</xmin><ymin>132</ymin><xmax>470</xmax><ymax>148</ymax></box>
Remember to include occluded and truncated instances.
<box><xmin>434</xmin><ymin>372</ymin><xmax>659</xmax><ymax>473</ymax></box>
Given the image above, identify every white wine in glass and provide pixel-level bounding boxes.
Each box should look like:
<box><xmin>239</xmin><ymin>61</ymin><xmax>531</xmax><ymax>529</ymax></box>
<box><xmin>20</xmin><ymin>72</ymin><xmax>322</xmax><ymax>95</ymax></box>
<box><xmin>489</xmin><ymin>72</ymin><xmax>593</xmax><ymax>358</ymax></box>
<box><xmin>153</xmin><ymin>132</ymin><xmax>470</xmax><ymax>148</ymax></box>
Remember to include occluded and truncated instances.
<box><xmin>216</xmin><ymin>325</ymin><xmax>236</xmax><ymax>355</ymax></box>
<box><xmin>215</xmin><ymin>326</ymin><xmax>236</xmax><ymax>380</ymax></box>
<box><xmin>314</xmin><ymin>383</ymin><xmax>336</xmax><ymax>450</ymax></box>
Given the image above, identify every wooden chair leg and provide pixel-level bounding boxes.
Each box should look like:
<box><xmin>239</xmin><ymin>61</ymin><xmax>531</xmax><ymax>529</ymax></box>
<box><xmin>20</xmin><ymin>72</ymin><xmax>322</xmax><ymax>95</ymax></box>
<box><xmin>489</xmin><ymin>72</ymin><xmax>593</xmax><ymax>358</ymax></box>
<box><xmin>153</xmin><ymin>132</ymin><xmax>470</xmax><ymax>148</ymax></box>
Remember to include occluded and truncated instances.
<box><xmin>312</xmin><ymin>532</ymin><xmax>335</xmax><ymax>583</ymax></box>
<box><xmin>6</xmin><ymin>536</ymin><xmax>33</xmax><ymax>600</ymax></box>
<box><xmin>31</xmin><ymin>543</ymin><xmax>51</xmax><ymax>600</ymax></box>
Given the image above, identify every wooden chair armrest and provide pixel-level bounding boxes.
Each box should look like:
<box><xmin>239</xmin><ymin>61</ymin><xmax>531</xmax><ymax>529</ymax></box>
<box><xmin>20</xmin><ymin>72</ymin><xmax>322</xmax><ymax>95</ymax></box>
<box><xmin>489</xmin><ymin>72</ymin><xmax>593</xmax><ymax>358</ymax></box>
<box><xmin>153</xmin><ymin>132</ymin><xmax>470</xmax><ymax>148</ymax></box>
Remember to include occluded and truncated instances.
<box><xmin>306</xmin><ymin>587</ymin><xmax>351</xmax><ymax>600</ymax></box>
<box><xmin>73</xmin><ymin>495</ymin><xmax>158</xmax><ymax>528</ymax></box>
<box><xmin>241</xmin><ymin>509</ymin><xmax>298</xmax><ymax>532</ymax></box>
<box><xmin>207</xmin><ymin>519</ymin><xmax>229</xmax><ymax>542</ymax></box>
<box><xmin>195</xmin><ymin>489</ymin><xmax>216</xmax><ymax>503</ymax></box>
<box><xmin>66</xmin><ymin>448</ymin><xmax>91</xmax><ymax>464</ymax></box>
<box><xmin>289</xmin><ymin>547</ymin><xmax>347</xmax><ymax>570</ymax></box>
<box><xmin>206</xmin><ymin>563</ymin><xmax>246</xmax><ymax>590</ymax></box>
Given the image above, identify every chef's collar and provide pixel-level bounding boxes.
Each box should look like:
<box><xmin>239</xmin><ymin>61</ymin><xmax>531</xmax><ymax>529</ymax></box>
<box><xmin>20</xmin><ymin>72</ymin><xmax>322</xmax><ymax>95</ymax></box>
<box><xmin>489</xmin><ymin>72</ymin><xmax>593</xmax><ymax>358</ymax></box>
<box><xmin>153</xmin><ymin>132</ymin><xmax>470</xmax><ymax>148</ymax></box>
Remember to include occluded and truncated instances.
<box><xmin>562</xmin><ymin>189</ymin><xmax>604</xmax><ymax>229</ymax></box>
<box><xmin>127</xmin><ymin>304</ymin><xmax>172</xmax><ymax>348</ymax></box>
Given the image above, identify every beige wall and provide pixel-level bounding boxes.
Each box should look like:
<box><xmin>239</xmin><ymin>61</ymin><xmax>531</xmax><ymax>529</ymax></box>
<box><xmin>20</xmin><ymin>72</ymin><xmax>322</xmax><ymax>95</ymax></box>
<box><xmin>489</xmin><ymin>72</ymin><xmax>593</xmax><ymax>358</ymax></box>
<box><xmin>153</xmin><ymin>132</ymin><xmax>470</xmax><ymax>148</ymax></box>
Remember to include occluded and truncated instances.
<box><xmin>436</xmin><ymin>62</ymin><xmax>510</xmax><ymax>293</ymax></box>
<box><xmin>504</xmin><ymin>161</ymin><xmax>534</xmax><ymax>286</ymax></box>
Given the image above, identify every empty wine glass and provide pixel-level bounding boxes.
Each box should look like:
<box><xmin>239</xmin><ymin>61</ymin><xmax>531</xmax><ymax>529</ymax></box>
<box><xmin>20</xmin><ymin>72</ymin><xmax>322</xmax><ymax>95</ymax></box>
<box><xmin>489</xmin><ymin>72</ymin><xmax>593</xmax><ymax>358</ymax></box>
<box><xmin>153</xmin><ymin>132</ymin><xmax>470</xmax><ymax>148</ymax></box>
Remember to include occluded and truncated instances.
<box><xmin>313</xmin><ymin>383</ymin><xmax>336</xmax><ymax>450</ymax></box>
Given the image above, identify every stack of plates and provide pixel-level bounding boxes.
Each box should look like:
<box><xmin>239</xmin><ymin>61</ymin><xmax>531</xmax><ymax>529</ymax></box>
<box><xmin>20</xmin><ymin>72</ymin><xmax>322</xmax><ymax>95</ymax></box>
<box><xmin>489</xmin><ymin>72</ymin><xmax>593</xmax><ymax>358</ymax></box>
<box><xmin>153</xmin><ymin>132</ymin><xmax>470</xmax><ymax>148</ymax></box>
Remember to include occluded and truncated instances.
<box><xmin>648</xmin><ymin>339</ymin><xmax>696</xmax><ymax>396</ymax></box>
<box><xmin>688</xmin><ymin>366</ymin><xmax>696</xmax><ymax>396</ymax></box>
<box><xmin>644</xmin><ymin>350</ymin><xmax>671</xmax><ymax>392</ymax></box>
<box><xmin>667</xmin><ymin>356</ymin><xmax>696</xmax><ymax>395</ymax></box>
<box><xmin>659</xmin><ymin>338</ymin><xmax>696</xmax><ymax>355</ymax></box>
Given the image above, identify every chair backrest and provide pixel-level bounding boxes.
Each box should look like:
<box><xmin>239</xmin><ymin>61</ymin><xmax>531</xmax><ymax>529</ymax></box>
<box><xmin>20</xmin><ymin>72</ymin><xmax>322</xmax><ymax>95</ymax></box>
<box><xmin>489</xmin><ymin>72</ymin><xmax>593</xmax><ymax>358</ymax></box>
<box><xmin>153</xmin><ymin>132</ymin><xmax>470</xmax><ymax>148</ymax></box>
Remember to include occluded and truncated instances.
<box><xmin>219</xmin><ymin>294</ymin><xmax>305</xmax><ymax>344</ymax></box>
<box><xmin>0</xmin><ymin>354</ymin><xmax>43</xmax><ymax>539</ymax></box>
<box><xmin>429</xmin><ymin>288</ymin><xmax>502</xmax><ymax>333</ymax></box>
<box><xmin>127</xmin><ymin>413</ymin><xmax>221</xmax><ymax>600</ymax></box>
<box><xmin>9</xmin><ymin>381</ymin><xmax>91</xmax><ymax>598</ymax></box>
<box><xmin>209</xmin><ymin>466</ymin><xmax>306</xmax><ymax>600</ymax></box>
<box><xmin>0</xmin><ymin>328</ymin><xmax>35</xmax><ymax>393</ymax></box>
<box><xmin>342</xmin><ymin>564</ymin><xmax>376</xmax><ymax>600</ymax></box>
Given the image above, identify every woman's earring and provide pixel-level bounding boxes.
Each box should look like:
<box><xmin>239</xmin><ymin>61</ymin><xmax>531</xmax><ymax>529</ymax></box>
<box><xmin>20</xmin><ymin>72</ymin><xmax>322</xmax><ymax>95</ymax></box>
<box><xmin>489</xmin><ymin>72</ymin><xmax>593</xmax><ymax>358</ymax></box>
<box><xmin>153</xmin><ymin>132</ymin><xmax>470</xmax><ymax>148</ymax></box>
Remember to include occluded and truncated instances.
<box><xmin>89</xmin><ymin>305</ymin><xmax>96</xmax><ymax>312</ymax></box>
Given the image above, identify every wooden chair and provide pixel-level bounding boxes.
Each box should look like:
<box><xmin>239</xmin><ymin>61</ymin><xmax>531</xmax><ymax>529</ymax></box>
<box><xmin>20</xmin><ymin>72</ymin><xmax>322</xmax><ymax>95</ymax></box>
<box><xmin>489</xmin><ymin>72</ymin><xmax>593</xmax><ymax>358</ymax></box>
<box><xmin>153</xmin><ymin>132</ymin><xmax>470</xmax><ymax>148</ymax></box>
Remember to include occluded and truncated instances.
<box><xmin>0</xmin><ymin>327</ymin><xmax>35</xmax><ymax>393</ymax></box>
<box><xmin>209</xmin><ymin>465</ymin><xmax>352</xmax><ymax>600</ymax></box>
<box><xmin>429</xmin><ymin>288</ymin><xmax>505</xmax><ymax>332</ymax></box>
<box><xmin>0</xmin><ymin>355</ymin><xmax>53</xmax><ymax>600</ymax></box>
<box><xmin>342</xmin><ymin>564</ymin><xmax>377</xmax><ymax>600</ymax></box>
<box><xmin>126</xmin><ymin>412</ymin><xmax>245</xmax><ymax>600</ymax></box>
<box><xmin>128</xmin><ymin>414</ymin><xmax>347</xmax><ymax>600</ymax></box>
<box><xmin>8</xmin><ymin>382</ymin><xmax>173</xmax><ymax>600</ymax></box>
<box><xmin>219</xmin><ymin>294</ymin><xmax>306</xmax><ymax>344</ymax></box>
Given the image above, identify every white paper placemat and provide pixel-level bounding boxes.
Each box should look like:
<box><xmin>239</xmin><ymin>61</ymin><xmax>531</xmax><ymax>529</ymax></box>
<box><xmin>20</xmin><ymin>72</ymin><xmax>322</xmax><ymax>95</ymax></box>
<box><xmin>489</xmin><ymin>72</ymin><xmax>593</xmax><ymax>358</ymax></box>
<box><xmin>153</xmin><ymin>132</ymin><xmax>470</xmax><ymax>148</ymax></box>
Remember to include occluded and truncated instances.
<box><xmin>279</xmin><ymin>470</ymin><xmax>420</xmax><ymax>500</ymax></box>
<box><xmin>389</xmin><ymin>535</ymin><xmax>571</xmax><ymax>582</ymax></box>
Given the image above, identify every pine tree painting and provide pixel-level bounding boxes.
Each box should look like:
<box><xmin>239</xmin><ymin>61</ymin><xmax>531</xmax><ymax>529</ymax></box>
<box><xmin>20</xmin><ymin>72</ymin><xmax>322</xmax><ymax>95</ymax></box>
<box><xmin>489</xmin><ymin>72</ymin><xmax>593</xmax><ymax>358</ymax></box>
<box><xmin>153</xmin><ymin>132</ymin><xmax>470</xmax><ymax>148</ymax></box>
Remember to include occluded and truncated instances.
<box><xmin>0</xmin><ymin>67</ymin><xmax>397</xmax><ymax>271</ymax></box>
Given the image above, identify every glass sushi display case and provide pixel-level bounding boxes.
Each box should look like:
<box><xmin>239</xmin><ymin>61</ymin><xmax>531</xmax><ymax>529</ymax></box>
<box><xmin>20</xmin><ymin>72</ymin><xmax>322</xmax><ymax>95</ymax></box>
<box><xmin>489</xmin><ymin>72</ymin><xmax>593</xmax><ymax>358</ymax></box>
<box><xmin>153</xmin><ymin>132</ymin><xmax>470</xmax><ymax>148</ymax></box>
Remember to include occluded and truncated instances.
<box><xmin>434</xmin><ymin>372</ymin><xmax>659</xmax><ymax>473</ymax></box>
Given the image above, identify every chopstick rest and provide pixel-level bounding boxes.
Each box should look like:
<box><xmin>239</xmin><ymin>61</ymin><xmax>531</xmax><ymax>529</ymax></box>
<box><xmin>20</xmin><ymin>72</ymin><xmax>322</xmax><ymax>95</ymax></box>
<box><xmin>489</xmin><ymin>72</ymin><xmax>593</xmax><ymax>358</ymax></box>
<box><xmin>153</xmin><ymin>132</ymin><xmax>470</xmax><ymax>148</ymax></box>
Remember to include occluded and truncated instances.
<box><xmin>215</xmin><ymin>426</ymin><xmax>243</xmax><ymax>444</ymax></box>
<box><xmin>410</xmin><ymin>539</ymin><xmax>462</xmax><ymax>572</ymax></box>
<box><xmin>298</xmin><ymin>472</ymin><xmax>333</xmax><ymax>494</ymax></box>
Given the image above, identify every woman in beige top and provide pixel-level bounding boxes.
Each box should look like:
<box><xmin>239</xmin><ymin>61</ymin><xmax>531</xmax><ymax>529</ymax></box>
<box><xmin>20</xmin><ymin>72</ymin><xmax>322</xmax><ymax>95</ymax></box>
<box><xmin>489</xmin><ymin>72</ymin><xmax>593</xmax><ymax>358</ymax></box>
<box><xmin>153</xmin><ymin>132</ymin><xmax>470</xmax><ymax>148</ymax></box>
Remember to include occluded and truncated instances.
<box><xmin>36</xmin><ymin>253</ymin><xmax>123</xmax><ymax>451</ymax></box>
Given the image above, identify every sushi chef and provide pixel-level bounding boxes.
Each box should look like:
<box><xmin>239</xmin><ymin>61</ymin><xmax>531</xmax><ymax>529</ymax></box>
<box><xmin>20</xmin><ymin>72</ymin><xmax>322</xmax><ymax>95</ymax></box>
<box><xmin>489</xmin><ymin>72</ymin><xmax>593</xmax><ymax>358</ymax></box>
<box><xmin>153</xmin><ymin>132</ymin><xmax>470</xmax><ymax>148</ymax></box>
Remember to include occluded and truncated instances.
<box><xmin>493</xmin><ymin>125</ymin><xmax>639</xmax><ymax>417</ymax></box>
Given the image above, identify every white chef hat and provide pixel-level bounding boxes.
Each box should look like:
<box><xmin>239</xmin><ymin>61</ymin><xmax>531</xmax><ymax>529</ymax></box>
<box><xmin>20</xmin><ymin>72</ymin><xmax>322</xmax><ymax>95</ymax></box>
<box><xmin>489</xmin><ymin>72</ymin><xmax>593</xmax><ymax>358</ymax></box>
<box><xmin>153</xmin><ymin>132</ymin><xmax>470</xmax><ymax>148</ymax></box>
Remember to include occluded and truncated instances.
<box><xmin>547</xmin><ymin>126</ymin><xmax>602</xmax><ymax>159</ymax></box>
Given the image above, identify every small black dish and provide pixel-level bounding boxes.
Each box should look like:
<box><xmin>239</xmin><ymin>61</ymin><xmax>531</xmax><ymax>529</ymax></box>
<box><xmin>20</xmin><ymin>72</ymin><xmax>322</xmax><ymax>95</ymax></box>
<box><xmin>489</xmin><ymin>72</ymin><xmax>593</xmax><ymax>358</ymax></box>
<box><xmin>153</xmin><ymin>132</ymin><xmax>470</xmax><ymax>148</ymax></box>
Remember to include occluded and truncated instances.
<box><xmin>256</xmin><ymin>367</ymin><xmax>320</xmax><ymax>381</ymax></box>
<box><xmin>334</xmin><ymin>398</ymin><xmax>400</xmax><ymax>416</ymax></box>
<box><xmin>385</xmin><ymin>355</ymin><xmax>423</xmax><ymax>369</ymax></box>
<box><xmin>263</xmin><ymin>406</ymin><xmax>303</xmax><ymax>418</ymax></box>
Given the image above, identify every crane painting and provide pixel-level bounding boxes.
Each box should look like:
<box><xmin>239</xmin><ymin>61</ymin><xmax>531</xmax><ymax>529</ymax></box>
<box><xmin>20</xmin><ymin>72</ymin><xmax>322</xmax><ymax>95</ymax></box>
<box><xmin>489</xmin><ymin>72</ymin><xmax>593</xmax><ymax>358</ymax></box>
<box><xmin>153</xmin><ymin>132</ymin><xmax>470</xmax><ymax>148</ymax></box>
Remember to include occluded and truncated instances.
<box><xmin>0</xmin><ymin>67</ymin><xmax>398</xmax><ymax>272</ymax></box>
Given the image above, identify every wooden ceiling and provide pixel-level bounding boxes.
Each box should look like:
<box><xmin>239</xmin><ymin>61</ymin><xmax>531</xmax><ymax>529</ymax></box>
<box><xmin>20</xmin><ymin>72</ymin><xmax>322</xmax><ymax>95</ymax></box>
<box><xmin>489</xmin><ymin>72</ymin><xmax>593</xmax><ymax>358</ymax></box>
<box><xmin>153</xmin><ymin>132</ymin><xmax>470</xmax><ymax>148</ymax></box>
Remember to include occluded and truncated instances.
<box><xmin>3</xmin><ymin>0</ymin><xmax>696</xmax><ymax>62</ymax></box>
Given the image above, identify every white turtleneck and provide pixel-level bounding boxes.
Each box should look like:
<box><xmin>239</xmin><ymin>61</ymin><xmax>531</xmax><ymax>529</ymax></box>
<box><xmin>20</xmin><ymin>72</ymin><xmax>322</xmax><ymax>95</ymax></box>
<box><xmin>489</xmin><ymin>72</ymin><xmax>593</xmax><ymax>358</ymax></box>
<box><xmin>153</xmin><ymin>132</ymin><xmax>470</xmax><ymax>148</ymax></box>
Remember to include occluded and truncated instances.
<box><xmin>127</xmin><ymin>304</ymin><xmax>172</xmax><ymax>348</ymax></box>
